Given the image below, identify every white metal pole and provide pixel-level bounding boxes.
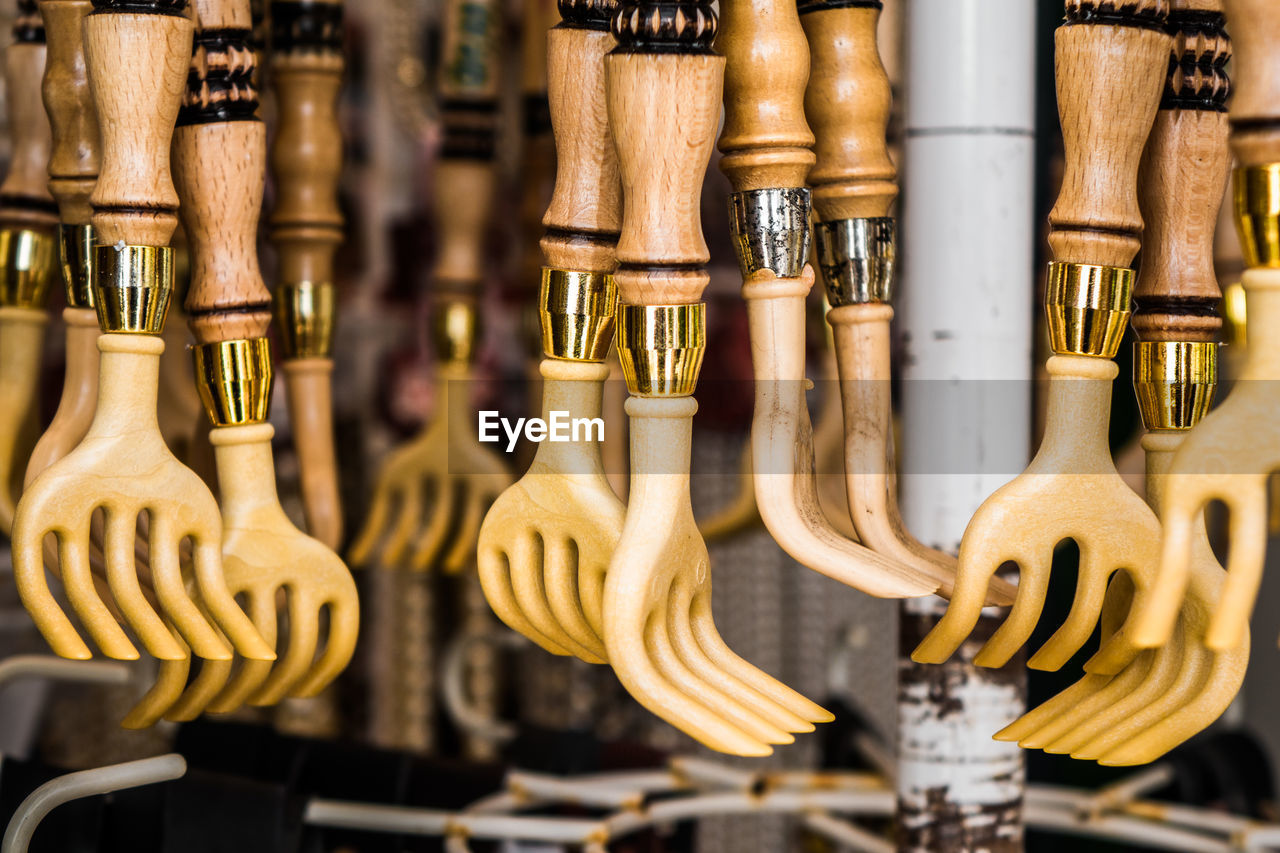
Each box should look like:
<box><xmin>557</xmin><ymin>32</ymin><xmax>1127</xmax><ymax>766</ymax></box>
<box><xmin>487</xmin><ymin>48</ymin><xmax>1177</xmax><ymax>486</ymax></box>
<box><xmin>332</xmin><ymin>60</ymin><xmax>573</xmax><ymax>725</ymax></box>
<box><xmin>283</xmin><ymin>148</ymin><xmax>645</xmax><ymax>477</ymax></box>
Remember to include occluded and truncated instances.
<box><xmin>897</xmin><ymin>1</ymin><xmax>1037</xmax><ymax>850</ymax></box>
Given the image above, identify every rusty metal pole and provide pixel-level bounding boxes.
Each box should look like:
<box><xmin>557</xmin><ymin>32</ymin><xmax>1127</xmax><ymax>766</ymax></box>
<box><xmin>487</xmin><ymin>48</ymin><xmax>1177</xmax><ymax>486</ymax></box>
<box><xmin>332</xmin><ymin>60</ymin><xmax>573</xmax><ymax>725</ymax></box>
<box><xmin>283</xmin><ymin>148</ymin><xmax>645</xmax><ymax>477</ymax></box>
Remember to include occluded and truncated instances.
<box><xmin>896</xmin><ymin>0</ymin><xmax>1037</xmax><ymax>850</ymax></box>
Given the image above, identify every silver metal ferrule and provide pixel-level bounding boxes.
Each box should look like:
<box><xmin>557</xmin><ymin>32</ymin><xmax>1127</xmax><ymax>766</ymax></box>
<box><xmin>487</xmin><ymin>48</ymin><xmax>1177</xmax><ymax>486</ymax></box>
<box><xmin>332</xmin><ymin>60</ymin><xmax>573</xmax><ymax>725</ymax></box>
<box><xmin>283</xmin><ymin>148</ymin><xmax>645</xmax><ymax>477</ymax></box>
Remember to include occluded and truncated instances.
<box><xmin>727</xmin><ymin>187</ymin><xmax>811</xmax><ymax>279</ymax></box>
<box><xmin>814</xmin><ymin>217</ymin><xmax>896</xmax><ymax>306</ymax></box>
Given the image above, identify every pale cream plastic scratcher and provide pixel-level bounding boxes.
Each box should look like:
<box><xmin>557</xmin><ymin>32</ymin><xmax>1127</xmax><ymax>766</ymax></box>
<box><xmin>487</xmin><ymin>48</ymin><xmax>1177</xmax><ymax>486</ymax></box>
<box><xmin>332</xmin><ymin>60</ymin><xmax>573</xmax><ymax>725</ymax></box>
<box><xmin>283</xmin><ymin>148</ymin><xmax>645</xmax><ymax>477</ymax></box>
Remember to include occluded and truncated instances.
<box><xmin>604</xmin><ymin>396</ymin><xmax>833</xmax><ymax>757</ymax></box>
<box><xmin>122</xmin><ymin>423</ymin><xmax>358</xmax><ymax>726</ymax></box>
<box><xmin>827</xmin><ymin>301</ymin><xmax>1018</xmax><ymax>605</ymax></box>
<box><xmin>350</xmin><ymin>361</ymin><xmax>512</xmax><ymax>572</ymax></box>
<box><xmin>477</xmin><ymin>359</ymin><xmax>619</xmax><ymax>664</ymax></box>
<box><xmin>1134</xmin><ymin>267</ymin><xmax>1280</xmax><ymax>651</ymax></box>
<box><xmin>13</xmin><ymin>334</ymin><xmax>273</xmax><ymax>665</ymax></box>
<box><xmin>996</xmin><ymin>431</ymin><xmax>1248</xmax><ymax>766</ymax></box>
<box><xmin>0</xmin><ymin>307</ymin><xmax>46</xmax><ymax>533</ymax></box>
<box><xmin>912</xmin><ymin>355</ymin><xmax>1162</xmax><ymax>674</ymax></box>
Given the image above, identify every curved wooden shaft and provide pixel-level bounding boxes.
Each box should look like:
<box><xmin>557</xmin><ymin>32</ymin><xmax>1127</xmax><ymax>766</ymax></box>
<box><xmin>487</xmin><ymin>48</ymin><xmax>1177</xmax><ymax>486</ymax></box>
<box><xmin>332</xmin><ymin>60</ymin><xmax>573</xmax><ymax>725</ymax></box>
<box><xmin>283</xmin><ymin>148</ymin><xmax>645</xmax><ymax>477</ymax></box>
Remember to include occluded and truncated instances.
<box><xmin>540</xmin><ymin>2</ymin><xmax>621</xmax><ymax>274</ymax></box>
<box><xmin>175</xmin><ymin>0</ymin><xmax>269</xmax><ymax>343</ymax></box>
<box><xmin>1046</xmin><ymin>1</ymin><xmax>1171</xmax><ymax>268</ymax></box>
<box><xmin>717</xmin><ymin>0</ymin><xmax>813</xmax><ymax>193</ymax></box>
<box><xmin>39</xmin><ymin>0</ymin><xmax>99</xmax><ymax>226</ymax></box>
<box><xmin>1132</xmin><ymin>1</ymin><xmax>1230</xmax><ymax>343</ymax></box>
<box><xmin>85</xmin><ymin>1</ymin><xmax>192</xmax><ymax>247</ymax></box>
<box><xmin>2</xmin><ymin>2</ymin><xmax>56</xmax><ymax>231</ymax></box>
<box><xmin>433</xmin><ymin>0</ymin><xmax>502</xmax><ymax>297</ymax></box>
<box><xmin>1222</xmin><ymin>0</ymin><xmax>1280</xmax><ymax>165</ymax></box>
<box><xmin>268</xmin><ymin>0</ymin><xmax>343</xmax><ymax>287</ymax></box>
<box><xmin>798</xmin><ymin>0</ymin><xmax>895</xmax><ymax>221</ymax></box>
<box><xmin>606</xmin><ymin>1</ymin><xmax>723</xmax><ymax>306</ymax></box>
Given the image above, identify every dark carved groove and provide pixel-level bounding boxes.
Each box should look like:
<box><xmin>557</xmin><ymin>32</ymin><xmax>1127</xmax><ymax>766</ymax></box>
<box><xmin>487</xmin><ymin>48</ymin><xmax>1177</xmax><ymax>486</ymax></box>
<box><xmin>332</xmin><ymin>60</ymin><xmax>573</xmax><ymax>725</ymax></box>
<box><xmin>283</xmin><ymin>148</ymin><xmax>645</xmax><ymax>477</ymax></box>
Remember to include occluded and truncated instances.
<box><xmin>1064</xmin><ymin>0</ymin><xmax>1168</xmax><ymax>30</ymax></box>
<box><xmin>90</xmin><ymin>0</ymin><xmax>188</xmax><ymax>14</ymax></box>
<box><xmin>1160</xmin><ymin>10</ymin><xmax>1230</xmax><ymax>112</ymax></box>
<box><xmin>611</xmin><ymin>1</ymin><xmax>717</xmax><ymax>54</ymax></box>
<box><xmin>179</xmin><ymin>28</ymin><xmax>259</xmax><ymax>126</ymax></box>
<box><xmin>441</xmin><ymin>99</ymin><xmax>498</xmax><ymax>160</ymax></box>
<box><xmin>270</xmin><ymin>0</ymin><xmax>343</xmax><ymax>53</ymax></box>
<box><xmin>797</xmin><ymin>0</ymin><xmax>882</xmax><ymax>14</ymax></box>
<box><xmin>557</xmin><ymin>0</ymin><xmax>614</xmax><ymax>30</ymax></box>
<box><xmin>0</xmin><ymin>194</ymin><xmax>59</xmax><ymax>215</ymax></box>
<box><xmin>14</xmin><ymin>0</ymin><xmax>44</xmax><ymax>42</ymax></box>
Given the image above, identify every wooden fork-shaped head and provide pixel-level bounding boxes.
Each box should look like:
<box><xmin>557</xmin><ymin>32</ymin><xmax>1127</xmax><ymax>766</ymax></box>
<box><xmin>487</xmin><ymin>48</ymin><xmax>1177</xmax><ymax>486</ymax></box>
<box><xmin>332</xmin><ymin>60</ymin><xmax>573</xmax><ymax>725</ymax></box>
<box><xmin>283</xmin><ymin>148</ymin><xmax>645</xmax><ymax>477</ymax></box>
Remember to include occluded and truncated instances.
<box><xmin>124</xmin><ymin>423</ymin><xmax>358</xmax><ymax>726</ymax></box>
<box><xmin>996</xmin><ymin>432</ymin><xmax>1248</xmax><ymax>766</ymax></box>
<box><xmin>0</xmin><ymin>2</ymin><xmax>58</xmax><ymax>532</ymax></box>
<box><xmin>14</xmin><ymin>0</ymin><xmax>271</xmax><ymax>666</ymax></box>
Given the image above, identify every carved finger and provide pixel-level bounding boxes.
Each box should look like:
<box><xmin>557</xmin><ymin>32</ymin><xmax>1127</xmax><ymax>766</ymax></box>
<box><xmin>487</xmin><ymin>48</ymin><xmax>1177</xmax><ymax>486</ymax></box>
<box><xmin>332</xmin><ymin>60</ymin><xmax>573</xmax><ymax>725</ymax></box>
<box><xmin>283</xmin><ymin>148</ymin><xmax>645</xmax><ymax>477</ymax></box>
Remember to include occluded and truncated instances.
<box><xmin>1019</xmin><ymin>653</ymin><xmax>1154</xmax><ymax>751</ymax></box>
<box><xmin>291</xmin><ymin>594</ymin><xmax>360</xmax><ymax>698</ymax></box>
<box><xmin>1134</xmin><ymin>485</ymin><xmax>1202</xmax><ymax>646</ymax></box>
<box><xmin>542</xmin><ymin>536</ymin><xmax>607</xmax><ymax>660</ymax></box>
<box><xmin>1028</xmin><ymin>548</ymin><xmax>1114</xmax><ymax>672</ymax></box>
<box><xmin>993</xmin><ymin>673</ymin><xmax>1112</xmax><ymax>744</ymax></box>
<box><xmin>509</xmin><ymin>532</ymin><xmax>604</xmax><ymax>663</ymax></box>
<box><xmin>252</xmin><ymin>587</ymin><xmax>322</xmax><ymax>705</ymax></box>
<box><xmin>189</xmin><ymin>535</ymin><xmax>274</xmax><ymax>661</ymax></box>
<box><xmin>208</xmin><ymin>588</ymin><xmax>279</xmax><ymax>713</ymax></box>
<box><xmin>123</xmin><ymin>652</ymin><xmax>192</xmax><ymax>728</ymax></box>
<box><xmin>477</xmin><ymin>543</ymin><xmax>575</xmax><ymax>657</ymax></box>
<box><xmin>148</xmin><ymin>524</ymin><xmax>231</xmax><ymax>661</ymax></box>
<box><xmin>409</xmin><ymin>483</ymin><xmax>453</xmax><ymax>571</ymax></box>
<box><xmin>441</xmin><ymin>486</ymin><xmax>486</xmax><ymax>573</ymax></box>
<box><xmin>59</xmin><ymin>527</ymin><xmax>139</xmax><ymax>660</ymax></box>
<box><xmin>104</xmin><ymin>510</ymin><xmax>183</xmax><ymax>659</ymax></box>
<box><xmin>912</xmin><ymin>540</ymin><xmax>1005</xmax><ymax>664</ymax></box>
<box><xmin>348</xmin><ymin>479</ymin><xmax>397</xmax><ymax>567</ymax></box>
<box><xmin>974</xmin><ymin>552</ymin><xmax>1052</xmax><ymax>668</ymax></box>
<box><xmin>381</xmin><ymin>479</ymin><xmax>423</xmax><ymax>567</ymax></box>
<box><xmin>13</xmin><ymin>524</ymin><xmax>95</xmax><ymax>660</ymax></box>
<box><xmin>1207</xmin><ymin>485</ymin><xmax>1269</xmax><ymax>650</ymax></box>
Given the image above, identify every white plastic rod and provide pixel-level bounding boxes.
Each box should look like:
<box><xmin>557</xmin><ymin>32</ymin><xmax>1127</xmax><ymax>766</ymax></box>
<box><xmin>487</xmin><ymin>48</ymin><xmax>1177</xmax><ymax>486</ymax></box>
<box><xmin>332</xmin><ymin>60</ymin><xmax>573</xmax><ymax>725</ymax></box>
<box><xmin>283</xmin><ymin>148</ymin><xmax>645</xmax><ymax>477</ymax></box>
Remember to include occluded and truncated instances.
<box><xmin>896</xmin><ymin>0</ymin><xmax>1036</xmax><ymax>850</ymax></box>
<box><xmin>0</xmin><ymin>656</ymin><xmax>132</xmax><ymax>689</ymax></box>
<box><xmin>1</xmin><ymin>754</ymin><xmax>186</xmax><ymax>853</ymax></box>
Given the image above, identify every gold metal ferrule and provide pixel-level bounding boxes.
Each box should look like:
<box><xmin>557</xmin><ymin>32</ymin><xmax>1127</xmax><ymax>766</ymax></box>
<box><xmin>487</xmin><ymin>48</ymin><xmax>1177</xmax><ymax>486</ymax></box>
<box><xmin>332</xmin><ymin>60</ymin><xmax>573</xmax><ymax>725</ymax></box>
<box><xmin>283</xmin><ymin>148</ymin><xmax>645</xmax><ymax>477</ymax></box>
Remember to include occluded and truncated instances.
<box><xmin>94</xmin><ymin>244</ymin><xmax>173</xmax><ymax>334</ymax></box>
<box><xmin>192</xmin><ymin>337</ymin><xmax>274</xmax><ymax>427</ymax></box>
<box><xmin>432</xmin><ymin>297</ymin><xmax>481</xmax><ymax>365</ymax></box>
<box><xmin>1045</xmin><ymin>261</ymin><xmax>1133</xmax><ymax>358</ymax></box>
<box><xmin>539</xmin><ymin>268</ymin><xmax>617</xmax><ymax>361</ymax></box>
<box><xmin>0</xmin><ymin>227</ymin><xmax>56</xmax><ymax>309</ymax></box>
<box><xmin>273</xmin><ymin>281</ymin><xmax>335</xmax><ymax>359</ymax></box>
<box><xmin>1234</xmin><ymin>163</ymin><xmax>1280</xmax><ymax>268</ymax></box>
<box><xmin>58</xmin><ymin>223</ymin><xmax>95</xmax><ymax>308</ymax></box>
<box><xmin>615</xmin><ymin>303</ymin><xmax>706</xmax><ymax>397</ymax></box>
<box><xmin>1133</xmin><ymin>341</ymin><xmax>1217</xmax><ymax>431</ymax></box>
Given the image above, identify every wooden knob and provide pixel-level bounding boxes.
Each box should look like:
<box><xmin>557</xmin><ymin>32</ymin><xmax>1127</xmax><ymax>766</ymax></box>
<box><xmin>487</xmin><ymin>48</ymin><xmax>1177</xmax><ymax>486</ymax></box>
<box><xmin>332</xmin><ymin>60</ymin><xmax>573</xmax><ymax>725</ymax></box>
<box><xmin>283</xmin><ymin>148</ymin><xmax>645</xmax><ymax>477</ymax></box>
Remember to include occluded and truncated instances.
<box><xmin>85</xmin><ymin>0</ymin><xmax>192</xmax><ymax>248</ymax></box>
<box><xmin>432</xmin><ymin>0</ymin><xmax>501</xmax><ymax>295</ymax></box>
<box><xmin>799</xmin><ymin>0</ymin><xmax>896</xmax><ymax>221</ymax></box>
<box><xmin>267</xmin><ymin>0</ymin><xmax>343</xmax><ymax>288</ymax></box>
<box><xmin>1</xmin><ymin>1</ymin><xmax>57</xmax><ymax>231</ymax></box>
<box><xmin>606</xmin><ymin>1</ymin><xmax>724</xmax><ymax>306</ymax></box>
<box><xmin>174</xmin><ymin>0</ymin><xmax>270</xmax><ymax>344</ymax></box>
<box><xmin>717</xmin><ymin>0</ymin><xmax>814</xmax><ymax>193</ymax></box>
<box><xmin>540</xmin><ymin>0</ymin><xmax>622</xmax><ymax>274</ymax></box>
<box><xmin>1223</xmin><ymin>0</ymin><xmax>1280</xmax><ymax>165</ymax></box>
<box><xmin>39</xmin><ymin>0</ymin><xmax>100</xmax><ymax>227</ymax></box>
<box><xmin>1046</xmin><ymin>0</ymin><xmax>1172</xmax><ymax>269</ymax></box>
<box><xmin>1132</xmin><ymin>1</ymin><xmax>1231</xmax><ymax>343</ymax></box>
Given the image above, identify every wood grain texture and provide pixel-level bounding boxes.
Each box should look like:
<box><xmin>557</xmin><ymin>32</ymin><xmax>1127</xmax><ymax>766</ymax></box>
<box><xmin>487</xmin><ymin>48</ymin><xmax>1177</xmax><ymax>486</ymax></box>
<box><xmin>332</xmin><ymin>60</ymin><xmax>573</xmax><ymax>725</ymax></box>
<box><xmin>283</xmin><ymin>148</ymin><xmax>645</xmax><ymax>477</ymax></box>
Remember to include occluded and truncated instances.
<box><xmin>39</xmin><ymin>0</ymin><xmax>100</xmax><ymax>226</ymax></box>
<box><xmin>268</xmin><ymin>0</ymin><xmax>343</xmax><ymax>287</ymax></box>
<box><xmin>717</xmin><ymin>0</ymin><xmax>815</xmax><ymax>193</ymax></box>
<box><xmin>606</xmin><ymin>52</ymin><xmax>724</xmax><ymax>304</ymax></box>
<box><xmin>1</xmin><ymin>27</ymin><xmax>57</xmax><ymax>229</ymax></box>
<box><xmin>540</xmin><ymin>18</ymin><xmax>621</xmax><ymax>274</ymax></box>
<box><xmin>799</xmin><ymin>3</ymin><xmax>895</xmax><ymax>220</ymax></box>
<box><xmin>1222</xmin><ymin>0</ymin><xmax>1280</xmax><ymax>165</ymax></box>
<box><xmin>1046</xmin><ymin>8</ymin><xmax>1171</xmax><ymax>268</ymax></box>
<box><xmin>85</xmin><ymin>7</ymin><xmax>192</xmax><ymax>246</ymax></box>
<box><xmin>1132</xmin><ymin>2</ymin><xmax>1230</xmax><ymax>342</ymax></box>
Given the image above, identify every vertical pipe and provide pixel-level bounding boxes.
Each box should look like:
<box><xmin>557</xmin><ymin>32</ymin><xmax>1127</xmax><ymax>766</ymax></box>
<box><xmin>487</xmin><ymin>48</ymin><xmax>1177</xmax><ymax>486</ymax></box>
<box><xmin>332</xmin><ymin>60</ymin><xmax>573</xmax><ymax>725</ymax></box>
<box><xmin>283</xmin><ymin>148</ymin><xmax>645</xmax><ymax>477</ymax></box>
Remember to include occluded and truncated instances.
<box><xmin>896</xmin><ymin>1</ymin><xmax>1036</xmax><ymax>851</ymax></box>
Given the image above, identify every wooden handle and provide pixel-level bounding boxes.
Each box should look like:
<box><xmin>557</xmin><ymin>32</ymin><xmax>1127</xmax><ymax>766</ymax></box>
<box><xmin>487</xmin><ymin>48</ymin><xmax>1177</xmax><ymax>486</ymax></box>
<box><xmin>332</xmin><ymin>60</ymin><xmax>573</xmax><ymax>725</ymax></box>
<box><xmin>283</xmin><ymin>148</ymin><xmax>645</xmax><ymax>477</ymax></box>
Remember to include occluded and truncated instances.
<box><xmin>39</xmin><ymin>0</ymin><xmax>100</xmax><ymax>227</ymax></box>
<box><xmin>85</xmin><ymin>0</ymin><xmax>192</xmax><ymax>248</ymax></box>
<box><xmin>798</xmin><ymin>0</ymin><xmax>895</xmax><ymax>221</ymax></box>
<box><xmin>1</xmin><ymin>1</ymin><xmax>57</xmax><ymax>231</ymax></box>
<box><xmin>268</xmin><ymin>0</ymin><xmax>343</xmax><ymax>287</ymax></box>
<box><xmin>432</xmin><ymin>0</ymin><xmax>501</xmax><ymax>296</ymax></box>
<box><xmin>717</xmin><ymin>0</ymin><xmax>814</xmax><ymax>193</ymax></box>
<box><xmin>606</xmin><ymin>1</ymin><xmax>723</xmax><ymax>305</ymax></box>
<box><xmin>1223</xmin><ymin>0</ymin><xmax>1280</xmax><ymax>165</ymax></box>
<box><xmin>174</xmin><ymin>0</ymin><xmax>270</xmax><ymax>343</ymax></box>
<box><xmin>1132</xmin><ymin>1</ymin><xmax>1231</xmax><ymax>342</ymax></box>
<box><xmin>1046</xmin><ymin>0</ymin><xmax>1172</xmax><ymax>268</ymax></box>
<box><xmin>540</xmin><ymin>0</ymin><xmax>622</xmax><ymax>274</ymax></box>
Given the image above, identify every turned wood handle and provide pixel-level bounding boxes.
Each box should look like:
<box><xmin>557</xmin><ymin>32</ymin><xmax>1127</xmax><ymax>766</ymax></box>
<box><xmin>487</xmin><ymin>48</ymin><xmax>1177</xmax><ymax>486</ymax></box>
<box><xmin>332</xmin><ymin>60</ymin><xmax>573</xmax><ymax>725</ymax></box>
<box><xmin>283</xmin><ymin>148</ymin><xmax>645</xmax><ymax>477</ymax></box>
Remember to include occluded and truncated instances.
<box><xmin>606</xmin><ymin>1</ymin><xmax>723</xmax><ymax>306</ymax></box>
<box><xmin>1046</xmin><ymin>0</ymin><xmax>1172</xmax><ymax>269</ymax></box>
<box><xmin>433</xmin><ymin>0</ymin><xmax>502</xmax><ymax>296</ymax></box>
<box><xmin>39</xmin><ymin>0</ymin><xmax>99</xmax><ymax>227</ymax></box>
<box><xmin>174</xmin><ymin>0</ymin><xmax>270</xmax><ymax>344</ymax></box>
<box><xmin>1132</xmin><ymin>0</ymin><xmax>1231</xmax><ymax>343</ymax></box>
<box><xmin>540</xmin><ymin>0</ymin><xmax>622</xmax><ymax>274</ymax></box>
<box><xmin>798</xmin><ymin>0</ymin><xmax>895</xmax><ymax>221</ymax></box>
<box><xmin>717</xmin><ymin>0</ymin><xmax>814</xmax><ymax>194</ymax></box>
<box><xmin>268</xmin><ymin>0</ymin><xmax>343</xmax><ymax>288</ymax></box>
<box><xmin>1223</xmin><ymin>0</ymin><xmax>1280</xmax><ymax>165</ymax></box>
<box><xmin>1</xmin><ymin>1</ymin><xmax>57</xmax><ymax>231</ymax></box>
<box><xmin>85</xmin><ymin>0</ymin><xmax>192</xmax><ymax>248</ymax></box>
